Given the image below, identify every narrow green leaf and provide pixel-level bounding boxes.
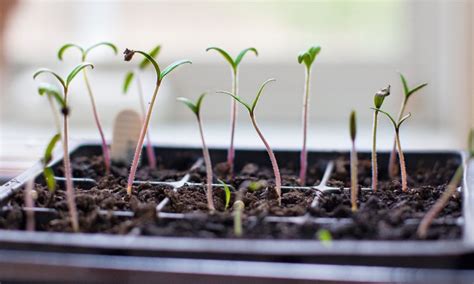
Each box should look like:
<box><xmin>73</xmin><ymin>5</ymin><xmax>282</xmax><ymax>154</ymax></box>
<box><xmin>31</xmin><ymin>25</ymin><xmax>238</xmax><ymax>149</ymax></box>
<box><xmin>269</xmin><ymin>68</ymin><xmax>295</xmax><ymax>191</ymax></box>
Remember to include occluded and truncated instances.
<box><xmin>349</xmin><ymin>110</ymin><xmax>357</xmax><ymax>141</ymax></box>
<box><xmin>298</xmin><ymin>46</ymin><xmax>321</xmax><ymax>69</ymax></box>
<box><xmin>33</xmin><ymin>69</ymin><xmax>66</xmax><ymax>89</ymax></box>
<box><xmin>85</xmin><ymin>42</ymin><xmax>118</xmax><ymax>57</ymax></box>
<box><xmin>127</xmin><ymin>50</ymin><xmax>161</xmax><ymax>84</ymax></box>
<box><xmin>399</xmin><ymin>73</ymin><xmax>409</xmax><ymax>98</ymax></box>
<box><xmin>206</xmin><ymin>47</ymin><xmax>235</xmax><ymax>70</ymax></box>
<box><xmin>123</xmin><ymin>71</ymin><xmax>135</xmax><ymax>94</ymax></box>
<box><xmin>43</xmin><ymin>167</ymin><xmax>56</xmax><ymax>193</ymax></box>
<box><xmin>177</xmin><ymin>97</ymin><xmax>198</xmax><ymax>115</ymax></box>
<box><xmin>218</xmin><ymin>179</ymin><xmax>231</xmax><ymax>210</ymax></box>
<box><xmin>372</xmin><ymin>107</ymin><xmax>398</xmax><ymax>129</ymax></box>
<box><xmin>397</xmin><ymin>113</ymin><xmax>412</xmax><ymax>128</ymax></box>
<box><xmin>159</xmin><ymin>60</ymin><xmax>192</xmax><ymax>81</ymax></box>
<box><xmin>216</xmin><ymin>91</ymin><xmax>251</xmax><ymax>112</ymax></box>
<box><xmin>139</xmin><ymin>45</ymin><xmax>161</xmax><ymax>70</ymax></box>
<box><xmin>66</xmin><ymin>62</ymin><xmax>94</xmax><ymax>86</ymax></box>
<box><xmin>44</xmin><ymin>133</ymin><xmax>61</xmax><ymax>165</ymax></box>
<box><xmin>195</xmin><ymin>93</ymin><xmax>207</xmax><ymax>115</ymax></box>
<box><xmin>38</xmin><ymin>83</ymin><xmax>65</xmax><ymax>108</ymax></box>
<box><xmin>234</xmin><ymin>47</ymin><xmax>258</xmax><ymax>67</ymax></box>
<box><xmin>407</xmin><ymin>83</ymin><xmax>428</xmax><ymax>99</ymax></box>
<box><xmin>57</xmin><ymin>43</ymin><xmax>84</xmax><ymax>61</ymax></box>
<box><xmin>251</xmin><ymin>78</ymin><xmax>276</xmax><ymax>113</ymax></box>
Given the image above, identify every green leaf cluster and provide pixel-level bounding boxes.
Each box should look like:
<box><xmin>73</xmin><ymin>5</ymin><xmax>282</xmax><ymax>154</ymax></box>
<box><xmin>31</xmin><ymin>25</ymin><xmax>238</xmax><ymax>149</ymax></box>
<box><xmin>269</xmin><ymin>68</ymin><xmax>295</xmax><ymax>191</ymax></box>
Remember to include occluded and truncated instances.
<box><xmin>206</xmin><ymin>47</ymin><xmax>258</xmax><ymax>73</ymax></box>
<box><xmin>298</xmin><ymin>46</ymin><xmax>321</xmax><ymax>70</ymax></box>
<box><xmin>400</xmin><ymin>73</ymin><xmax>428</xmax><ymax>100</ymax></box>
<box><xmin>58</xmin><ymin>42</ymin><xmax>118</xmax><ymax>62</ymax></box>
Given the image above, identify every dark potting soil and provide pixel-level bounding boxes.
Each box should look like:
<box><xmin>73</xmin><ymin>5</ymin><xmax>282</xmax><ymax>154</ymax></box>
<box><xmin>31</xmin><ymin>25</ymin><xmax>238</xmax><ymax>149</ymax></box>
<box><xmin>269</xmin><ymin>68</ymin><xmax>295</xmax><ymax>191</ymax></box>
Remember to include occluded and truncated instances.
<box><xmin>0</xmin><ymin>155</ymin><xmax>463</xmax><ymax>240</ymax></box>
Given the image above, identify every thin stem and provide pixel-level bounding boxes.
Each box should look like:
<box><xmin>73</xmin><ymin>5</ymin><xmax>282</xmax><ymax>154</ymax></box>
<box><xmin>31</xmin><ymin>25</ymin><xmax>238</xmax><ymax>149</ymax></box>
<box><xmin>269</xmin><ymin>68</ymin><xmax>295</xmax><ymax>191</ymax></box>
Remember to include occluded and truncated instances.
<box><xmin>250</xmin><ymin>114</ymin><xmax>281</xmax><ymax>205</ymax></box>
<box><xmin>127</xmin><ymin>83</ymin><xmax>160</xmax><ymax>195</ymax></box>
<box><xmin>62</xmin><ymin>89</ymin><xmax>79</xmax><ymax>232</ymax></box>
<box><xmin>136</xmin><ymin>73</ymin><xmax>157</xmax><ymax>169</ymax></box>
<box><xmin>395</xmin><ymin>130</ymin><xmax>408</xmax><ymax>192</ymax></box>
<box><xmin>371</xmin><ymin>111</ymin><xmax>379</xmax><ymax>191</ymax></box>
<box><xmin>388</xmin><ymin>98</ymin><xmax>407</xmax><ymax>178</ymax></box>
<box><xmin>197</xmin><ymin>116</ymin><xmax>215</xmax><ymax>211</ymax></box>
<box><xmin>351</xmin><ymin>141</ymin><xmax>358</xmax><ymax>212</ymax></box>
<box><xmin>47</xmin><ymin>95</ymin><xmax>61</xmax><ymax>134</ymax></box>
<box><xmin>83</xmin><ymin>70</ymin><xmax>110</xmax><ymax>174</ymax></box>
<box><xmin>233</xmin><ymin>200</ymin><xmax>244</xmax><ymax>237</ymax></box>
<box><xmin>227</xmin><ymin>69</ymin><xmax>238</xmax><ymax>174</ymax></box>
<box><xmin>299</xmin><ymin>68</ymin><xmax>311</xmax><ymax>186</ymax></box>
<box><xmin>24</xmin><ymin>179</ymin><xmax>35</xmax><ymax>232</ymax></box>
<box><xmin>417</xmin><ymin>165</ymin><xmax>463</xmax><ymax>238</ymax></box>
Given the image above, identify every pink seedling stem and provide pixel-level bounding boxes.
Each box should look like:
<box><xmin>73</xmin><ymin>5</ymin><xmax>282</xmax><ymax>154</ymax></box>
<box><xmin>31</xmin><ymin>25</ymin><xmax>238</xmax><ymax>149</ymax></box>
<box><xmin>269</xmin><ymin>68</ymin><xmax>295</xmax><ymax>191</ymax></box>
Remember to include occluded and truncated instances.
<box><xmin>371</xmin><ymin>86</ymin><xmax>390</xmax><ymax>191</ymax></box>
<box><xmin>123</xmin><ymin>48</ymin><xmax>191</xmax><ymax>195</ymax></box>
<box><xmin>177</xmin><ymin>93</ymin><xmax>215</xmax><ymax>210</ymax></box>
<box><xmin>136</xmin><ymin>73</ymin><xmax>157</xmax><ymax>169</ymax></box>
<box><xmin>206</xmin><ymin>47</ymin><xmax>258</xmax><ymax>175</ymax></box>
<box><xmin>218</xmin><ymin>78</ymin><xmax>282</xmax><ymax>205</ymax></box>
<box><xmin>297</xmin><ymin>46</ymin><xmax>321</xmax><ymax>186</ymax></box>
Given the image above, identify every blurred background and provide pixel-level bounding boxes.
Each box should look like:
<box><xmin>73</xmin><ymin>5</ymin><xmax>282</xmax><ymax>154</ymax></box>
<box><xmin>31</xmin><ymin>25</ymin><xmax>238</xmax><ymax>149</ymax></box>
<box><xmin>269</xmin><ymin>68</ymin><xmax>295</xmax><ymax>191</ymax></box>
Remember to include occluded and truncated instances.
<box><xmin>0</xmin><ymin>0</ymin><xmax>472</xmax><ymax>179</ymax></box>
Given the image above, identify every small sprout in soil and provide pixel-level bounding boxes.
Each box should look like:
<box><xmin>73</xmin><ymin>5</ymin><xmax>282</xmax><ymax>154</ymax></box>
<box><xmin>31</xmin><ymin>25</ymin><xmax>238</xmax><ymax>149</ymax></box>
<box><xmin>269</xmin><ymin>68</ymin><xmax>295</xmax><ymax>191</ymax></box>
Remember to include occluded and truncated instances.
<box><xmin>24</xmin><ymin>179</ymin><xmax>35</xmax><ymax>232</ymax></box>
<box><xmin>371</xmin><ymin>85</ymin><xmax>390</xmax><ymax>191</ymax></box>
<box><xmin>177</xmin><ymin>93</ymin><xmax>215</xmax><ymax>211</ymax></box>
<box><xmin>58</xmin><ymin>42</ymin><xmax>118</xmax><ymax>174</ymax></box>
<box><xmin>218</xmin><ymin>79</ymin><xmax>282</xmax><ymax>205</ymax></box>
<box><xmin>218</xmin><ymin>179</ymin><xmax>231</xmax><ymax>210</ymax></box>
<box><xmin>372</xmin><ymin>107</ymin><xmax>412</xmax><ymax>192</ymax></box>
<box><xmin>388</xmin><ymin>74</ymin><xmax>427</xmax><ymax>178</ymax></box>
<box><xmin>206</xmin><ymin>46</ymin><xmax>258</xmax><ymax>175</ymax></box>
<box><xmin>33</xmin><ymin>62</ymin><xmax>94</xmax><ymax>232</ymax></box>
<box><xmin>124</xmin><ymin>48</ymin><xmax>191</xmax><ymax>196</ymax></box>
<box><xmin>42</xmin><ymin>133</ymin><xmax>61</xmax><ymax>192</ymax></box>
<box><xmin>248</xmin><ymin>180</ymin><xmax>266</xmax><ymax>192</ymax></box>
<box><xmin>233</xmin><ymin>200</ymin><xmax>245</xmax><ymax>237</ymax></box>
<box><xmin>417</xmin><ymin>129</ymin><xmax>474</xmax><ymax>238</ymax></box>
<box><xmin>123</xmin><ymin>45</ymin><xmax>161</xmax><ymax>169</ymax></box>
<box><xmin>349</xmin><ymin>110</ymin><xmax>358</xmax><ymax>212</ymax></box>
<box><xmin>297</xmin><ymin>46</ymin><xmax>321</xmax><ymax>186</ymax></box>
<box><xmin>316</xmin><ymin>229</ymin><xmax>332</xmax><ymax>247</ymax></box>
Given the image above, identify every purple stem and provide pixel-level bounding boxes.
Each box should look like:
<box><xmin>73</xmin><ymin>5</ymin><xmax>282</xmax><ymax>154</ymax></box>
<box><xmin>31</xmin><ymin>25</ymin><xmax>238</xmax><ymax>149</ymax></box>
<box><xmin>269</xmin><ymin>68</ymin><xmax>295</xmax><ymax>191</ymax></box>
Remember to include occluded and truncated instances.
<box><xmin>136</xmin><ymin>73</ymin><xmax>157</xmax><ymax>169</ymax></box>
<box><xmin>83</xmin><ymin>71</ymin><xmax>111</xmax><ymax>174</ymax></box>
<box><xmin>227</xmin><ymin>70</ymin><xmax>238</xmax><ymax>174</ymax></box>
<box><xmin>127</xmin><ymin>83</ymin><xmax>160</xmax><ymax>195</ymax></box>
<box><xmin>197</xmin><ymin>115</ymin><xmax>215</xmax><ymax>211</ymax></box>
<box><xmin>250</xmin><ymin>114</ymin><xmax>281</xmax><ymax>205</ymax></box>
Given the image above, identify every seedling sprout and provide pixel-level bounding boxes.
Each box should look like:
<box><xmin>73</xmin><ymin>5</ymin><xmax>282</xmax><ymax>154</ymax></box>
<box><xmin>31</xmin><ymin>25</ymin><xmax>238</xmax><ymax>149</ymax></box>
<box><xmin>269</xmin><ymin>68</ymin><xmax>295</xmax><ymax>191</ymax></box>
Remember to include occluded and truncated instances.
<box><xmin>218</xmin><ymin>179</ymin><xmax>231</xmax><ymax>210</ymax></box>
<box><xmin>123</xmin><ymin>45</ymin><xmax>161</xmax><ymax>169</ymax></box>
<box><xmin>417</xmin><ymin>129</ymin><xmax>473</xmax><ymax>238</ymax></box>
<box><xmin>206</xmin><ymin>47</ymin><xmax>258</xmax><ymax>175</ymax></box>
<box><xmin>371</xmin><ymin>85</ymin><xmax>390</xmax><ymax>191</ymax></box>
<box><xmin>177</xmin><ymin>93</ymin><xmax>215</xmax><ymax>211</ymax></box>
<box><xmin>388</xmin><ymin>74</ymin><xmax>427</xmax><ymax>178</ymax></box>
<box><xmin>24</xmin><ymin>179</ymin><xmax>35</xmax><ymax>231</ymax></box>
<box><xmin>123</xmin><ymin>48</ymin><xmax>191</xmax><ymax>196</ymax></box>
<box><xmin>218</xmin><ymin>79</ymin><xmax>282</xmax><ymax>205</ymax></box>
<box><xmin>58</xmin><ymin>42</ymin><xmax>118</xmax><ymax>174</ymax></box>
<box><xmin>373</xmin><ymin>107</ymin><xmax>412</xmax><ymax>192</ymax></box>
<box><xmin>233</xmin><ymin>200</ymin><xmax>245</xmax><ymax>237</ymax></box>
<box><xmin>297</xmin><ymin>46</ymin><xmax>321</xmax><ymax>185</ymax></box>
<box><xmin>33</xmin><ymin>62</ymin><xmax>95</xmax><ymax>232</ymax></box>
<box><xmin>349</xmin><ymin>110</ymin><xmax>358</xmax><ymax>212</ymax></box>
<box><xmin>317</xmin><ymin>229</ymin><xmax>332</xmax><ymax>247</ymax></box>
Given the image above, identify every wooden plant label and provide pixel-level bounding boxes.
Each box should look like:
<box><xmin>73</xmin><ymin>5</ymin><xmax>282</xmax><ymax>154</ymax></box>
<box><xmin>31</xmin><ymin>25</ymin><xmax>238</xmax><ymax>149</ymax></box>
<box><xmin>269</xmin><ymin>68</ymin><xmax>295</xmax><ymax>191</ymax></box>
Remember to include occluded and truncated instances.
<box><xmin>111</xmin><ymin>109</ymin><xmax>142</xmax><ymax>164</ymax></box>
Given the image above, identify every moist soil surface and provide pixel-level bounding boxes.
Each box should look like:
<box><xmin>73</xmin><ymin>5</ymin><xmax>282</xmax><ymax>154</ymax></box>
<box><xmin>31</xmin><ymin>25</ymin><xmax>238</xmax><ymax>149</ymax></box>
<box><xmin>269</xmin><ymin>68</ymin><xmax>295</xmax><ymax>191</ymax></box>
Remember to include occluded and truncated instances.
<box><xmin>0</xmin><ymin>155</ymin><xmax>463</xmax><ymax>240</ymax></box>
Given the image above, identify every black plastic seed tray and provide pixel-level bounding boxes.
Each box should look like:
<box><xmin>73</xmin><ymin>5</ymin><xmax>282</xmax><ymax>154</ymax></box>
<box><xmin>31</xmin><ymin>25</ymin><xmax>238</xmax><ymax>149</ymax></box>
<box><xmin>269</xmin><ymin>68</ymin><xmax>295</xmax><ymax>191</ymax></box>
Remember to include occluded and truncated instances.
<box><xmin>0</xmin><ymin>143</ymin><xmax>473</xmax><ymax>283</ymax></box>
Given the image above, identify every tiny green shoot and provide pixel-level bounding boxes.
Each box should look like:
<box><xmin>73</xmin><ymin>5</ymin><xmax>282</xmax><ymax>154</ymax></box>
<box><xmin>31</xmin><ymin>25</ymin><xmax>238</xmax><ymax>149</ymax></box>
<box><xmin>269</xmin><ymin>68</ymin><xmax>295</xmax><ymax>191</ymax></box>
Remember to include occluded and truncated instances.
<box><xmin>248</xmin><ymin>180</ymin><xmax>265</xmax><ymax>192</ymax></box>
<box><xmin>42</xmin><ymin>134</ymin><xmax>61</xmax><ymax>192</ymax></box>
<box><xmin>316</xmin><ymin>229</ymin><xmax>332</xmax><ymax>247</ymax></box>
<box><xmin>372</xmin><ymin>107</ymin><xmax>412</xmax><ymax>192</ymax></box>
<box><xmin>218</xmin><ymin>179</ymin><xmax>231</xmax><ymax>210</ymax></box>
<box><xmin>417</xmin><ymin>129</ymin><xmax>473</xmax><ymax>238</ymax></box>
<box><xmin>123</xmin><ymin>45</ymin><xmax>161</xmax><ymax>169</ymax></box>
<box><xmin>217</xmin><ymin>79</ymin><xmax>282</xmax><ymax>205</ymax></box>
<box><xmin>206</xmin><ymin>47</ymin><xmax>258</xmax><ymax>175</ymax></box>
<box><xmin>388</xmin><ymin>74</ymin><xmax>427</xmax><ymax>178</ymax></box>
<box><xmin>58</xmin><ymin>42</ymin><xmax>117</xmax><ymax>174</ymax></box>
<box><xmin>297</xmin><ymin>46</ymin><xmax>321</xmax><ymax>186</ymax></box>
<box><xmin>124</xmin><ymin>48</ymin><xmax>191</xmax><ymax>196</ymax></box>
<box><xmin>177</xmin><ymin>93</ymin><xmax>215</xmax><ymax>211</ymax></box>
<box><xmin>233</xmin><ymin>200</ymin><xmax>245</xmax><ymax>237</ymax></box>
<box><xmin>371</xmin><ymin>85</ymin><xmax>390</xmax><ymax>191</ymax></box>
<box><xmin>33</xmin><ymin>62</ymin><xmax>94</xmax><ymax>232</ymax></box>
<box><xmin>349</xmin><ymin>110</ymin><xmax>358</xmax><ymax>212</ymax></box>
